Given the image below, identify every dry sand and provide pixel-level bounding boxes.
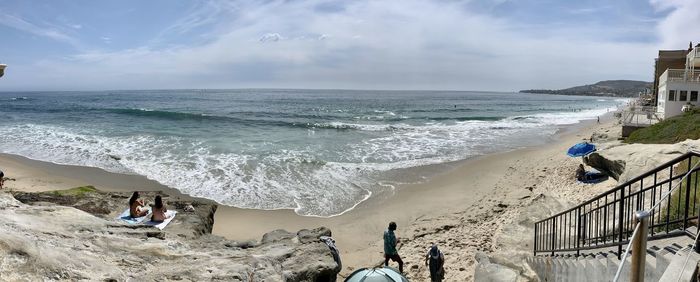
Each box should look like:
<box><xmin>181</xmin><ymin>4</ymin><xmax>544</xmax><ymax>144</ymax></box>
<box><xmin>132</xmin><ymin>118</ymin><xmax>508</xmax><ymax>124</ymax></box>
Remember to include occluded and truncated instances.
<box><xmin>0</xmin><ymin>114</ymin><xmax>621</xmax><ymax>281</ymax></box>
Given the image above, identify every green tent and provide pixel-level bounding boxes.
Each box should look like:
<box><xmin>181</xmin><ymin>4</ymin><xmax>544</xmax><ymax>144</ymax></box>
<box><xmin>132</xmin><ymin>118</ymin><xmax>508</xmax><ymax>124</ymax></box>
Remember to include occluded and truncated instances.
<box><xmin>345</xmin><ymin>267</ymin><xmax>409</xmax><ymax>282</ymax></box>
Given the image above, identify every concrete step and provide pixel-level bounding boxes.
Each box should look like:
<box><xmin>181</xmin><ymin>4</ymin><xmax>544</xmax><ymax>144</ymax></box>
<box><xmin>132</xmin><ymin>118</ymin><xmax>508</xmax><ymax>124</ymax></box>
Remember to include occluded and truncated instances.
<box><xmin>528</xmin><ymin>241</ymin><xmax>697</xmax><ymax>281</ymax></box>
<box><xmin>659</xmin><ymin>245</ymin><xmax>700</xmax><ymax>282</ymax></box>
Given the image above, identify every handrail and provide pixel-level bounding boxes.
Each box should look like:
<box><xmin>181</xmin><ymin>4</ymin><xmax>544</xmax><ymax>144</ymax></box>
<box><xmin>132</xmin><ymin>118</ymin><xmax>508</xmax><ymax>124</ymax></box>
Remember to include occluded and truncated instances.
<box><xmin>534</xmin><ymin>150</ymin><xmax>700</xmax><ymax>259</ymax></box>
<box><xmin>678</xmin><ymin>228</ymin><xmax>700</xmax><ymax>282</ymax></box>
<box><xmin>652</xmin><ymin>157</ymin><xmax>700</xmax><ymax>211</ymax></box>
<box><xmin>535</xmin><ymin>151</ymin><xmax>700</xmax><ymax>222</ymax></box>
<box><xmin>611</xmin><ymin>159</ymin><xmax>700</xmax><ymax>281</ymax></box>
<box><xmin>613</xmin><ymin>221</ymin><xmax>641</xmax><ymax>282</ymax></box>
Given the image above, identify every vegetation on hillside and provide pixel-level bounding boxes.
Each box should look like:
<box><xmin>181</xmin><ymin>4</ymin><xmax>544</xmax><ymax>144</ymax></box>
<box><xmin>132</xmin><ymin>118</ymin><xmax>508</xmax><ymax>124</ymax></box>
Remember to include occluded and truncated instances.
<box><xmin>625</xmin><ymin>109</ymin><xmax>700</xmax><ymax>144</ymax></box>
<box><xmin>520</xmin><ymin>80</ymin><xmax>651</xmax><ymax>97</ymax></box>
<box><xmin>663</xmin><ymin>157</ymin><xmax>700</xmax><ymax>232</ymax></box>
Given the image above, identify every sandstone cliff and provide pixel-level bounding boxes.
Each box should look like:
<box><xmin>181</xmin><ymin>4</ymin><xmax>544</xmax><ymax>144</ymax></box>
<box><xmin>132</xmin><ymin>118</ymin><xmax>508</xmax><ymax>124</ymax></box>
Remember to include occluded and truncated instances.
<box><xmin>0</xmin><ymin>188</ymin><xmax>339</xmax><ymax>281</ymax></box>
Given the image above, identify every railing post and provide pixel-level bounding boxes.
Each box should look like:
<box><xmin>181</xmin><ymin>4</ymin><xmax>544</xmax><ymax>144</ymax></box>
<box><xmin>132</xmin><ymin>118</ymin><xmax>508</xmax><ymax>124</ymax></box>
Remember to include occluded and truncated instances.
<box><xmin>684</xmin><ymin>157</ymin><xmax>693</xmax><ymax>230</ymax></box>
<box><xmin>631</xmin><ymin>211</ymin><xmax>650</xmax><ymax>282</ymax></box>
<box><xmin>618</xmin><ymin>189</ymin><xmax>625</xmax><ymax>259</ymax></box>
<box><xmin>551</xmin><ymin>218</ymin><xmax>556</xmax><ymax>256</ymax></box>
<box><xmin>696</xmin><ymin>209</ymin><xmax>700</xmax><ymax>254</ymax></box>
<box><xmin>534</xmin><ymin>223</ymin><xmax>537</xmax><ymax>256</ymax></box>
<box><xmin>576</xmin><ymin>207</ymin><xmax>581</xmax><ymax>257</ymax></box>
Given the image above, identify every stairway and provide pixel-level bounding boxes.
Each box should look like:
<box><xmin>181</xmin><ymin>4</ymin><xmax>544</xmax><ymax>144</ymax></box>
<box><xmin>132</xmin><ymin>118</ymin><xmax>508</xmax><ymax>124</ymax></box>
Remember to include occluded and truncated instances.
<box><xmin>527</xmin><ymin>236</ymin><xmax>700</xmax><ymax>281</ymax></box>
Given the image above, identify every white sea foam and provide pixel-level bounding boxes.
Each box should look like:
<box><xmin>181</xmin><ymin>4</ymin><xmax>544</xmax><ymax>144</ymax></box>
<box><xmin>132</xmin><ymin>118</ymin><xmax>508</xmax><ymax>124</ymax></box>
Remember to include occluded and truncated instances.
<box><xmin>0</xmin><ymin>124</ymin><xmax>373</xmax><ymax>216</ymax></box>
<box><xmin>0</xmin><ymin>102</ymin><xmax>618</xmax><ymax>217</ymax></box>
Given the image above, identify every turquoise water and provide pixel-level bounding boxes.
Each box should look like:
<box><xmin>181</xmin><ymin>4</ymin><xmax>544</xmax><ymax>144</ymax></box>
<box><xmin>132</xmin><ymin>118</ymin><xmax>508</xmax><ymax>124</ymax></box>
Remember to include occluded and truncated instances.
<box><xmin>0</xmin><ymin>89</ymin><xmax>625</xmax><ymax>216</ymax></box>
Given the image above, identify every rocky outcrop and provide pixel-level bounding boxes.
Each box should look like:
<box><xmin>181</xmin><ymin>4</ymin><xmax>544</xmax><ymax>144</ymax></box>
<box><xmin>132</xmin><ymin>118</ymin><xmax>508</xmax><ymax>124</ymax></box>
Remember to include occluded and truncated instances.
<box><xmin>585</xmin><ymin>139</ymin><xmax>700</xmax><ymax>182</ymax></box>
<box><xmin>11</xmin><ymin>187</ymin><xmax>217</xmax><ymax>239</ymax></box>
<box><xmin>584</xmin><ymin>152</ymin><xmax>626</xmax><ymax>181</ymax></box>
<box><xmin>0</xmin><ymin>189</ymin><xmax>340</xmax><ymax>281</ymax></box>
<box><xmin>474</xmin><ymin>252</ymin><xmax>518</xmax><ymax>282</ymax></box>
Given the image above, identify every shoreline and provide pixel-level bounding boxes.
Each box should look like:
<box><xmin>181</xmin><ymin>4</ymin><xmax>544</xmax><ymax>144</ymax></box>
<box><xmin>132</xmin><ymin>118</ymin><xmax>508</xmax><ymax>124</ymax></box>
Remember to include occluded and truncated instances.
<box><xmin>0</xmin><ymin>113</ymin><xmax>616</xmax><ymax>277</ymax></box>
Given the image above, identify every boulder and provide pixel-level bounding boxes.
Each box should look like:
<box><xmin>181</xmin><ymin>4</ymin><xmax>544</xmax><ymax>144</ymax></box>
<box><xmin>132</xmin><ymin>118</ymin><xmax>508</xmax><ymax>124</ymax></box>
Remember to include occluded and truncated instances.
<box><xmin>297</xmin><ymin>227</ymin><xmax>332</xmax><ymax>244</ymax></box>
<box><xmin>262</xmin><ymin>229</ymin><xmax>298</xmax><ymax>244</ymax></box>
<box><xmin>584</xmin><ymin>152</ymin><xmax>626</xmax><ymax>181</ymax></box>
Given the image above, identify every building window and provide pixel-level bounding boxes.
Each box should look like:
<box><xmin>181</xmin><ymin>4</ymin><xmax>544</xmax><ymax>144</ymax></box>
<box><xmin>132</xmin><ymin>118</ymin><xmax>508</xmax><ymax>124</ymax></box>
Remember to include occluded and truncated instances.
<box><xmin>669</xmin><ymin>90</ymin><xmax>675</xmax><ymax>101</ymax></box>
<box><xmin>692</xmin><ymin>91</ymin><xmax>698</xmax><ymax>102</ymax></box>
<box><xmin>680</xmin><ymin>90</ymin><xmax>688</xmax><ymax>101</ymax></box>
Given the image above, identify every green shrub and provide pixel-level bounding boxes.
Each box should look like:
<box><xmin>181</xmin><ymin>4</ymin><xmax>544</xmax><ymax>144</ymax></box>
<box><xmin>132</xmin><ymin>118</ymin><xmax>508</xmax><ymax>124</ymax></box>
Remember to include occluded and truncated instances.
<box><xmin>626</xmin><ymin>109</ymin><xmax>700</xmax><ymax>144</ymax></box>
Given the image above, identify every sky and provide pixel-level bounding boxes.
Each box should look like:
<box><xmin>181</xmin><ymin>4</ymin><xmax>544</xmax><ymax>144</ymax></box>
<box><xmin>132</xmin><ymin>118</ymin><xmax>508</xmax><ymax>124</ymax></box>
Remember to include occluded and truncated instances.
<box><xmin>0</xmin><ymin>0</ymin><xmax>699</xmax><ymax>92</ymax></box>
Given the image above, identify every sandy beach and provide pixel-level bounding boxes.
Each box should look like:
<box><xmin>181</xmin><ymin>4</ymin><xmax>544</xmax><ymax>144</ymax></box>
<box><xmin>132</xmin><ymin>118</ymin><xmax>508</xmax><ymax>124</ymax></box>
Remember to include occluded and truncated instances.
<box><xmin>0</xmin><ymin>114</ymin><xmax>621</xmax><ymax>280</ymax></box>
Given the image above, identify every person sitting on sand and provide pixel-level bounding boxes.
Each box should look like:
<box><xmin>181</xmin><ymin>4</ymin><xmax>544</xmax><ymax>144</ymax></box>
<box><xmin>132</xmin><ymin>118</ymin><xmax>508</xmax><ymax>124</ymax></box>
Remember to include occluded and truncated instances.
<box><xmin>425</xmin><ymin>244</ymin><xmax>445</xmax><ymax>282</ymax></box>
<box><xmin>129</xmin><ymin>192</ymin><xmax>148</xmax><ymax>218</ymax></box>
<box><xmin>575</xmin><ymin>164</ymin><xmax>586</xmax><ymax>181</ymax></box>
<box><xmin>383</xmin><ymin>221</ymin><xmax>404</xmax><ymax>273</ymax></box>
<box><xmin>151</xmin><ymin>195</ymin><xmax>170</xmax><ymax>222</ymax></box>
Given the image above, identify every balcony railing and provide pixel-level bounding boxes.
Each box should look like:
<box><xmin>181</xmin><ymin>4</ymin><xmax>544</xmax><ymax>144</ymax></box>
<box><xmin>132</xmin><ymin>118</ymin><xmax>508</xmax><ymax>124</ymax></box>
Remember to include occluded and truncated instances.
<box><xmin>689</xmin><ymin>47</ymin><xmax>700</xmax><ymax>69</ymax></box>
<box><xmin>621</xmin><ymin>107</ymin><xmax>660</xmax><ymax>127</ymax></box>
<box><xmin>688</xmin><ymin>46</ymin><xmax>700</xmax><ymax>60</ymax></box>
<box><xmin>659</xmin><ymin>69</ymin><xmax>700</xmax><ymax>87</ymax></box>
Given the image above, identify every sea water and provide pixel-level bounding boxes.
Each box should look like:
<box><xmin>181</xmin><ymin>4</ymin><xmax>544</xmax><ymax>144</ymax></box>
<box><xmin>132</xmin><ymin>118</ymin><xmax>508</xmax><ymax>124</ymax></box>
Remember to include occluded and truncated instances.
<box><xmin>0</xmin><ymin>89</ymin><xmax>626</xmax><ymax>216</ymax></box>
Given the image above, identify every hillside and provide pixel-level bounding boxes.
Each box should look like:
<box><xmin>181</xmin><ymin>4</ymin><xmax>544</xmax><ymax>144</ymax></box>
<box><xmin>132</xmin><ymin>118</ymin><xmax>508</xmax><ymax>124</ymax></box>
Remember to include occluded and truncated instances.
<box><xmin>520</xmin><ymin>80</ymin><xmax>652</xmax><ymax>97</ymax></box>
<box><xmin>625</xmin><ymin>109</ymin><xmax>700</xmax><ymax>144</ymax></box>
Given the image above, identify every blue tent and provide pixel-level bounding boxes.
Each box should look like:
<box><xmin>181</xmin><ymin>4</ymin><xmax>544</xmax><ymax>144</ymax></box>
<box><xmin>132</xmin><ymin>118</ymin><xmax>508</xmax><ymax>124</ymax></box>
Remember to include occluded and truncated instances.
<box><xmin>567</xmin><ymin>142</ymin><xmax>596</xmax><ymax>157</ymax></box>
<box><xmin>345</xmin><ymin>267</ymin><xmax>409</xmax><ymax>282</ymax></box>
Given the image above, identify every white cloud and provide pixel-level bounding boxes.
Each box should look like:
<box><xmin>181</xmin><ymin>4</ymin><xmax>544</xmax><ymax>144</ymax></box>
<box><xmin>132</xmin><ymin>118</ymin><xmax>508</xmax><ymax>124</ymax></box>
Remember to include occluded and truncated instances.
<box><xmin>0</xmin><ymin>13</ymin><xmax>80</xmax><ymax>47</ymax></box>
<box><xmin>4</xmin><ymin>0</ymin><xmax>675</xmax><ymax>91</ymax></box>
<box><xmin>259</xmin><ymin>33</ymin><xmax>283</xmax><ymax>42</ymax></box>
<box><xmin>650</xmin><ymin>0</ymin><xmax>700</xmax><ymax>49</ymax></box>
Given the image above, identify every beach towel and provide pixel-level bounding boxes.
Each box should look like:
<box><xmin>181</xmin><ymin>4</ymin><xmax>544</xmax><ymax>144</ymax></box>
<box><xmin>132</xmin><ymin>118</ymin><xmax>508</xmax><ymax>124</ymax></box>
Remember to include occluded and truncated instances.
<box><xmin>144</xmin><ymin>210</ymin><xmax>177</xmax><ymax>230</ymax></box>
<box><xmin>578</xmin><ymin>171</ymin><xmax>609</xmax><ymax>184</ymax></box>
<box><xmin>116</xmin><ymin>207</ymin><xmax>152</xmax><ymax>224</ymax></box>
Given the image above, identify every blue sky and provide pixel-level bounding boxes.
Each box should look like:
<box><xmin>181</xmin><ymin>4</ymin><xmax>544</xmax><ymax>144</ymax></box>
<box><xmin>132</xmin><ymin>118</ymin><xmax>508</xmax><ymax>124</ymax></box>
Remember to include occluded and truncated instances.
<box><xmin>0</xmin><ymin>0</ymin><xmax>698</xmax><ymax>91</ymax></box>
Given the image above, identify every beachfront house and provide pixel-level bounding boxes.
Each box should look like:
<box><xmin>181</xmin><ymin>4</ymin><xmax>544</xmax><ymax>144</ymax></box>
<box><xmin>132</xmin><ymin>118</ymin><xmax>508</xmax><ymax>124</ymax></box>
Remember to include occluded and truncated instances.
<box><xmin>656</xmin><ymin>43</ymin><xmax>700</xmax><ymax>119</ymax></box>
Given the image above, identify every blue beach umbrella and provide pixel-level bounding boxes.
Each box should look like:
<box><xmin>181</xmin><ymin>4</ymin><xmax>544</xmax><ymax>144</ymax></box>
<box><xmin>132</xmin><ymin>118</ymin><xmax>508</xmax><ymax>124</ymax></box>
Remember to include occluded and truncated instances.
<box><xmin>345</xmin><ymin>267</ymin><xmax>409</xmax><ymax>282</ymax></box>
<box><xmin>567</xmin><ymin>142</ymin><xmax>596</xmax><ymax>157</ymax></box>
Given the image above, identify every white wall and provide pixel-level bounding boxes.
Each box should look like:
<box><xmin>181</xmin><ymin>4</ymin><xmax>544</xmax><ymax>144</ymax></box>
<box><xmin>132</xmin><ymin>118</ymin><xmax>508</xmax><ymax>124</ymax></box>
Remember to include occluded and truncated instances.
<box><xmin>657</xmin><ymin>81</ymin><xmax>700</xmax><ymax>118</ymax></box>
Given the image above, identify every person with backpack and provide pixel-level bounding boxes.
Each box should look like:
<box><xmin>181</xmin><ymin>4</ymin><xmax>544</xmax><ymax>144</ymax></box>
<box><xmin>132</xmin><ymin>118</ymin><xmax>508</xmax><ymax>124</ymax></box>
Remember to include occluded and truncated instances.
<box><xmin>425</xmin><ymin>244</ymin><xmax>445</xmax><ymax>281</ymax></box>
<box><xmin>383</xmin><ymin>221</ymin><xmax>404</xmax><ymax>273</ymax></box>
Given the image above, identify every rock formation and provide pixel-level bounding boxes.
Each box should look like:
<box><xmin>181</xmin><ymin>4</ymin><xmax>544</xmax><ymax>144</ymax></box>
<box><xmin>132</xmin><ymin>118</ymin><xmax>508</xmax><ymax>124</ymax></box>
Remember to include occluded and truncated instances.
<box><xmin>584</xmin><ymin>152</ymin><xmax>626</xmax><ymax>181</ymax></box>
<box><xmin>0</xmin><ymin>188</ymin><xmax>340</xmax><ymax>281</ymax></box>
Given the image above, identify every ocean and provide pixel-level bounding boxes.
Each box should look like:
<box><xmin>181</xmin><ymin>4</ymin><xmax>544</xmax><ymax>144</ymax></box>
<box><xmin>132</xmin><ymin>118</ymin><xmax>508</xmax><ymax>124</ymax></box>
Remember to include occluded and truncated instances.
<box><xmin>0</xmin><ymin>89</ymin><xmax>626</xmax><ymax>216</ymax></box>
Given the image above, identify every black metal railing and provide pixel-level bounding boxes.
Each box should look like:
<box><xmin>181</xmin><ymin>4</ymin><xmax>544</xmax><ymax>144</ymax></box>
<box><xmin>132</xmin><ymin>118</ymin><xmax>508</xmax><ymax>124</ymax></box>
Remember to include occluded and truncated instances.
<box><xmin>534</xmin><ymin>151</ymin><xmax>700</xmax><ymax>258</ymax></box>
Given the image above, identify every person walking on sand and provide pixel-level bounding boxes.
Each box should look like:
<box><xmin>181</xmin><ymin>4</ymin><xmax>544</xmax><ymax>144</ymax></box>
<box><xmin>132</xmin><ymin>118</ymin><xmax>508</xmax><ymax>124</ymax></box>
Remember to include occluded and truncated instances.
<box><xmin>0</xmin><ymin>168</ymin><xmax>5</xmax><ymax>189</ymax></box>
<box><xmin>383</xmin><ymin>221</ymin><xmax>404</xmax><ymax>273</ymax></box>
<box><xmin>425</xmin><ymin>244</ymin><xmax>445</xmax><ymax>282</ymax></box>
<box><xmin>597</xmin><ymin>116</ymin><xmax>600</xmax><ymax>123</ymax></box>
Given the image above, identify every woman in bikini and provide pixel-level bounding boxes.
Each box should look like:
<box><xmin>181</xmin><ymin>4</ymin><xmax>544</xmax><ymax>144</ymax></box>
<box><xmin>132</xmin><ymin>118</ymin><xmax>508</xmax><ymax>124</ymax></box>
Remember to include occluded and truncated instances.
<box><xmin>151</xmin><ymin>195</ymin><xmax>170</xmax><ymax>222</ymax></box>
<box><xmin>129</xmin><ymin>192</ymin><xmax>148</xmax><ymax>218</ymax></box>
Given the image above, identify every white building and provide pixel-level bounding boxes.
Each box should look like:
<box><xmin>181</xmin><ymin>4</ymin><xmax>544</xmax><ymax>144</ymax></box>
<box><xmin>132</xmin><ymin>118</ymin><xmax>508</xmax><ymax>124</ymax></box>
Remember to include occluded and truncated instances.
<box><xmin>657</xmin><ymin>44</ymin><xmax>700</xmax><ymax>119</ymax></box>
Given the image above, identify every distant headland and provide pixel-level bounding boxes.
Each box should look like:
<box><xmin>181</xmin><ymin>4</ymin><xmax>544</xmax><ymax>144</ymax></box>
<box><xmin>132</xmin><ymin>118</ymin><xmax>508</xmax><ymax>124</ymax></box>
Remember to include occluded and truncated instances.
<box><xmin>519</xmin><ymin>80</ymin><xmax>651</xmax><ymax>97</ymax></box>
